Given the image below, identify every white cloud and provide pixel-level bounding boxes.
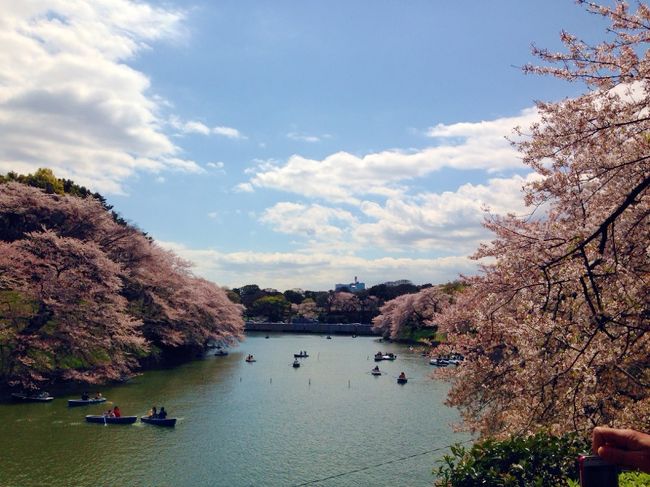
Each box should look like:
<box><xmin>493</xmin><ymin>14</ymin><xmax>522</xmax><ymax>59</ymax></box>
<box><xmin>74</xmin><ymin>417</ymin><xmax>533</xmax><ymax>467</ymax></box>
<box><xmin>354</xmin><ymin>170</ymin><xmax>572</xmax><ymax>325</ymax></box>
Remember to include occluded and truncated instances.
<box><xmin>213</xmin><ymin>126</ymin><xmax>246</xmax><ymax>139</ymax></box>
<box><xmin>169</xmin><ymin>118</ymin><xmax>246</xmax><ymax>140</ymax></box>
<box><xmin>252</xmin><ymin>174</ymin><xmax>538</xmax><ymax>255</ymax></box>
<box><xmin>287</xmin><ymin>131</ymin><xmax>330</xmax><ymax>143</ymax></box>
<box><xmin>260</xmin><ymin>202</ymin><xmax>357</xmax><ymax>240</ymax></box>
<box><xmin>169</xmin><ymin>118</ymin><xmax>211</xmax><ymax>135</ymax></box>
<box><xmin>233</xmin><ymin>182</ymin><xmax>254</xmax><ymax>193</ymax></box>
<box><xmin>207</xmin><ymin>161</ymin><xmax>225</xmax><ymax>170</ymax></box>
<box><xmin>0</xmin><ymin>1</ymin><xmax>204</xmax><ymax>194</ymax></box>
<box><xmin>354</xmin><ymin>174</ymin><xmax>539</xmax><ymax>253</ymax></box>
<box><xmin>158</xmin><ymin>241</ymin><xmax>478</xmax><ymax>290</ymax></box>
<box><xmin>244</xmin><ymin>108</ymin><xmax>537</xmax><ymax>203</ymax></box>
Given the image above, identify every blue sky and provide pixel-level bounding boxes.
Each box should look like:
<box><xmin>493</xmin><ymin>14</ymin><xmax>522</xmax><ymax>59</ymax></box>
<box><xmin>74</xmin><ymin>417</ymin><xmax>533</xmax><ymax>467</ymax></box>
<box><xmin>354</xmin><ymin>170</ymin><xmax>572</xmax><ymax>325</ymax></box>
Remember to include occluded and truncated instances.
<box><xmin>0</xmin><ymin>1</ymin><xmax>609</xmax><ymax>290</ymax></box>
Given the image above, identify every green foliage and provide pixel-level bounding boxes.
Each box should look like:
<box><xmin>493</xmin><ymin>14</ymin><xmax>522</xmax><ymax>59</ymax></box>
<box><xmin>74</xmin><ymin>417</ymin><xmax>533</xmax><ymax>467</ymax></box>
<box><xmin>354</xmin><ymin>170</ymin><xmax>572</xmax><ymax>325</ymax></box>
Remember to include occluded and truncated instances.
<box><xmin>0</xmin><ymin>290</ymin><xmax>38</xmax><ymax>335</ymax></box>
<box><xmin>440</xmin><ymin>280</ymin><xmax>468</xmax><ymax>296</ymax></box>
<box><xmin>567</xmin><ymin>472</ymin><xmax>650</xmax><ymax>487</ymax></box>
<box><xmin>435</xmin><ymin>432</ymin><xmax>588</xmax><ymax>487</ymax></box>
<box><xmin>399</xmin><ymin>328</ymin><xmax>445</xmax><ymax>343</ymax></box>
<box><xmin>368</xmin><ymin>282</ymin><xmax>420</xmax><ymax>301</ymax></box>
<box><xmin>234</xmin><ymin>284</ymin><xmax>266</xmax><ymax>309</ymax></box>
<box><xmin>283</xmin><ymin>289</ymin><xmax>303</xmax><ymax>305</ymax></box>
<box><xmin>56</xmin><ymin>354</ymin><xmax>87</xmax><ymax>370</ymax></box>
<box><xmin>250</xmin><ymin>295</ymin><xmax>290</xmax><ymax>322</ymax></box>
<box><xmin>225</xmin><ymin>289</ymin><xmax>241</xmax><ymax>304</ymax></box>
<box><xmin>0</xmin><ymin>169</ymin><xmax>128</xmax><ymax>226</ymax></box>
<box><xmin>26</xmin><ymin>348</ymin><xmax>55</xmax><ymax>372</ymax></box>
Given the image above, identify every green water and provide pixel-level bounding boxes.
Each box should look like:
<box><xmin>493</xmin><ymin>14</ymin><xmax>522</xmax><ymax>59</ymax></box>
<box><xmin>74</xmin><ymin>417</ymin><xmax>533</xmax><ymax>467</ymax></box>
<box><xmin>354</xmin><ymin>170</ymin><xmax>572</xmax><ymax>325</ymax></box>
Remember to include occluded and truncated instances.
<box><xmin>0</xmin><ymin>334</ymin><xmax>469</xmax><ymax>486</ymax></box>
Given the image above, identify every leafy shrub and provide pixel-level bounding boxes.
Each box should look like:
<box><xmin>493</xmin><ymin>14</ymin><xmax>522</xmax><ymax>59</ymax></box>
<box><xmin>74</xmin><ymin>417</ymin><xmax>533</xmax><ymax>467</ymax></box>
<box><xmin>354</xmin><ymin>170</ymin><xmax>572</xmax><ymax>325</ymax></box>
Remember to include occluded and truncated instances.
<box><xmin>568</xmin><ymin>472</ymin><xmax>650</xmax><ymax>487</ymax></box>
<box><xmin>435</xmin><ymin>431</ymin><xmax>588</xmax><ymax>487</ymax></box>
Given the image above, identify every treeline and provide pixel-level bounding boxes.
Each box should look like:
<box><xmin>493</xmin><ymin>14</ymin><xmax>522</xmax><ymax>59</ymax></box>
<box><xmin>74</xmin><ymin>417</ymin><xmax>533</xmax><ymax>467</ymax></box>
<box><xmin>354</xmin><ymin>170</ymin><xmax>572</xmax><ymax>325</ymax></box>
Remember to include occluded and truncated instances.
<box><xmin>227</xmin><ymin>281</ymin><xmax>463</xmax><ymax>341</ymax></box>
<box><xmin>0</xmin><ymin>170</ymin><xmax>244</xmax><ymax>391</ymax></box>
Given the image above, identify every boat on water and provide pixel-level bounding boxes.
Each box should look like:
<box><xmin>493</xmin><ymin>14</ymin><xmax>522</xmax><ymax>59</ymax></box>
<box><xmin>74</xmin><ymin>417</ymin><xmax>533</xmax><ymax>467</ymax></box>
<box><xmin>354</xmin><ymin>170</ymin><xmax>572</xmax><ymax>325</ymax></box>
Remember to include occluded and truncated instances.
<box><xmin>245</xmin><ymin>354</ymin><xmax>256</xmax><ymax>363</ymax></box>
<box><xmin>292</xmin><ymin>359</ymin><xmax>301</xmax><ymax>368</ymax></box>
<box><xmin>68</xmin><ymin>398</ymin><xmax>107</xmax><ymax>407</ymax></box>
<box><xmin>11</xmin><ymin>392</ymin><xmax>54</xmax><ymax>402</ymax></box>
<box><xmin>294</xmin><ymin>352</ymin><xmax>308</xmax><ymax>358</ymax></box>
<box><xmin>141</xmin><ymin>415</ymin><xmax>177</xmax><ymax>427</ymax></box>
<box><xmin>430</xmin><ymin>358</ymin><xmax>449</xmax><ymax>366</ymax></box>
<box><xmin>214</xmin><ymin>349</ymin><xmax>229</xmax><ymax>356</ymax></box>
<box><xmin>326</xmin><ymin>335</ymin><xmax>332</xmax><ymax>339</ymax></box>
<box><xmin>85</xmin><ymin>415</ymin><xmax>137</xmax><ymax>425</ymax></box>
<box><xmin>374</xmin><ymin>352</ymin><xmax>384</xmax><ymax>362</ymax></box>
<box><xmin>382</xmin><ymin>353</ymin><xmax>397</xmax><ymax>361</ymax></box>
<box><xmin>371</xmin><ymin>368</ymin><xmax>382</xmax><ymax>376</ymax></box>
<box><xmin>397</xmin><ymin>377</ymin><xmax>408</xmax><ymax>384</ymax></box>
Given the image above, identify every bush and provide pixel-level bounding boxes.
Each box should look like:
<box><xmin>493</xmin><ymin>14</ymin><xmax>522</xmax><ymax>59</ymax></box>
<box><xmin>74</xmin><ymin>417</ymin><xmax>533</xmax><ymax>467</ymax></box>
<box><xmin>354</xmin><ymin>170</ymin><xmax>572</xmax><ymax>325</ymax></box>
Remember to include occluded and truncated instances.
<box><xmin>568</xmin><ymin>472</ymin><xmax>650</xmax><ymax>487</ymax></box>
<box><xmin>435</xmin><ymin>431</ymin><xmax>588</xmax><ymax>487</ymax></box>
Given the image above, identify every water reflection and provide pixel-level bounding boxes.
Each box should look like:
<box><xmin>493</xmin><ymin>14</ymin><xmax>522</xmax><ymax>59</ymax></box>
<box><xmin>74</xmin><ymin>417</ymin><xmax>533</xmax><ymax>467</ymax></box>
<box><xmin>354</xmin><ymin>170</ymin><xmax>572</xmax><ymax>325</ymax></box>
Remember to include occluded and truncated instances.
<box><xmin>0</xmin><ymin>334</ymin><xmax>469</xmax><ymax>486</ymax></box>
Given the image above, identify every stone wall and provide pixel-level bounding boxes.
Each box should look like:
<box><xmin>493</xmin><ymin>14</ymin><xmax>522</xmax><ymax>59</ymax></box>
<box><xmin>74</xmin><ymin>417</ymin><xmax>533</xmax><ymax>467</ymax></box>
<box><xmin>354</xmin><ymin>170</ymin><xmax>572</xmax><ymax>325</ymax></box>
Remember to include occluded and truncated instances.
<box><xmin>244</xmin><ymin>322</ymin><xmax>379</xmax><ymax>336</ymax></box>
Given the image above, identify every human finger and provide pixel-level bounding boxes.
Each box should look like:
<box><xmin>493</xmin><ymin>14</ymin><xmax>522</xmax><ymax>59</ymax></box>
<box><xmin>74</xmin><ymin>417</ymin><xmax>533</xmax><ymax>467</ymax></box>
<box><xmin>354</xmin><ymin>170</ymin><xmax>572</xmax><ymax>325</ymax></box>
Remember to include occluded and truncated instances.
<box><xmin>592</xmin><ymin>427</ymin><xmax>640</xmax><ymax>452</ymax></box>
<box><xmin>597</xmin><ymin>445</ymin><xmax>650</xmax><ymax>474</ymax></box>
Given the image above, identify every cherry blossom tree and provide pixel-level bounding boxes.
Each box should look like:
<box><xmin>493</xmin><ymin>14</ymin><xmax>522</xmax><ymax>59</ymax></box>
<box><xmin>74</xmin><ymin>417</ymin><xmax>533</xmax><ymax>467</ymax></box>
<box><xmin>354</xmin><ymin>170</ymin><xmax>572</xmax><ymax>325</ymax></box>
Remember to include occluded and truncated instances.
<box><xmin>438</xmin><ymin>1</ymin><xmax>650</xmax><ymax>437</ymax></box>
<box><xmin>0</xmin><ymin>179</ymin><xmax>244</xmax><ymax>389</ymax></box>
<box><xmin>372</xmin><ymin>286</ymin><xmax>450</xmax><ymax>340</ymax></box>
<box><xmin>0</xmin><ymin>231</ymin><xmax>145</xmax><ymax>388</ymax></box>
<box><xmin>293</xmin><ymin>298</ymin><xmax>319</xmax><ymax>321</ymax></box>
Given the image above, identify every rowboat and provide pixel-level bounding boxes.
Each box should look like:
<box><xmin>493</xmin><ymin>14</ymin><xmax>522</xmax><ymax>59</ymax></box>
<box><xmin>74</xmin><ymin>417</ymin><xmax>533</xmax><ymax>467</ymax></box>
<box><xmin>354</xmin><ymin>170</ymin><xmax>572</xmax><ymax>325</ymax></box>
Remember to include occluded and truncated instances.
<box><xmin>141</xmin><ymin>415</ymin><xmax>177</xmax><ymax>427</ymax></box>
<box><xmin>292</xmin><ymin>359</ymin><xmax>301</xmax><ymax>368</ymax></box>
<box><xmin>294</xmin><ymin>353</ymin><xmax>308</xmax><ymax>358</ymax></box>
<box><xmin>382</xmin><ymin>353</ymin><xmax>397</xmax><ymax>361</ymax></box>
<box><xmin>430</xmin><ymin>358</ymin><xmax>449</xmax><ymax>367</ymax></box>
<box><xmin>11</xmin><ymin>392</ymin><xmax>54</xmax><ymax>402</ymax></box>
<box><xmin>68</xmin><ymin>398</ymin><xmax>107</xmax><ymax>407</ymax></box>
<box><xmin>85</xmin><ymin>415</ymin><xmax>137</xmax><ymax>425</ymax></box>
<box><xmin>371</xmin><ymin>370</ymin><xmax>382</xmax><ymax>376</ymax></box>
<box><xmin>397</xmin><ymin>377</ymin><xmax>408</xmax><ymax>384</ymax></box>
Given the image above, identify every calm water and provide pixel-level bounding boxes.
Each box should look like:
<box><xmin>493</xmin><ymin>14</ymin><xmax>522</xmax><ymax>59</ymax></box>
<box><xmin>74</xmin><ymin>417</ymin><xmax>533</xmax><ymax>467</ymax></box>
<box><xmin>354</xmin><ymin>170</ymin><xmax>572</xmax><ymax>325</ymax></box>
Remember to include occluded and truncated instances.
<box><xmin>0</xmin><ymin>334</ymin><xmax>469</xmax><ymax>486</ymax></box>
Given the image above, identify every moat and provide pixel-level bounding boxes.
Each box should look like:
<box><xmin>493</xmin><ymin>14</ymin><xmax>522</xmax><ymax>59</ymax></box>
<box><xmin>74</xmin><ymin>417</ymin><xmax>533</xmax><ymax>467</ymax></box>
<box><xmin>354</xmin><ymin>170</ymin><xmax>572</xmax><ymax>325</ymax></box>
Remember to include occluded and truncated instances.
<box><xmin>0</xmin><ymin>334</ymin><xmax>468</xmax><ymax>486</ymax></box>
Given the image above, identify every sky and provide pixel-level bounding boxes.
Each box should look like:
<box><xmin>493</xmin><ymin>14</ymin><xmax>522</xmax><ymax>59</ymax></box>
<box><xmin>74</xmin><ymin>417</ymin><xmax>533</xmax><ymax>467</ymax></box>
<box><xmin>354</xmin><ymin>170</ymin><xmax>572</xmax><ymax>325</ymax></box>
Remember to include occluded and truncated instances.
<box><xmin>0</xmin><ymin>0</ymin><xmax>611</xmax><ymax>291</ymax></box>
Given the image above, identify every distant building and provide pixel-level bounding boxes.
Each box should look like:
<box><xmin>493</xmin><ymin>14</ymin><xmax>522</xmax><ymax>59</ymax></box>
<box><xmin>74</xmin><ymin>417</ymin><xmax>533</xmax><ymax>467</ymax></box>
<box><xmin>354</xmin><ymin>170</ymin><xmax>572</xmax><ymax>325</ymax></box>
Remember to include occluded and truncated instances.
<box><xmin>335</xmin><ymin>276</ymin><xmax>366</xmax><ymax>293</ymax></box>
<box><xmin>384</xmin><ymin>279</ymin><xmax>412</xmax><ymax>287</ymax></box>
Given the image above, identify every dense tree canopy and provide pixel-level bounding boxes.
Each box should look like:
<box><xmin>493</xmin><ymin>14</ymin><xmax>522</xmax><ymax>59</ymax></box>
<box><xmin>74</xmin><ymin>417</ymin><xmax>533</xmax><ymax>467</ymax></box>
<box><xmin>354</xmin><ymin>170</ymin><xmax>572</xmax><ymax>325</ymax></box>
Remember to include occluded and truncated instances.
<box><xmin>437</xmin><ymin>1</ymin><xmax>650</xmax><ymax>437</ymax></box>
<box><xmin>0</xmin><ymin>177</ymin><xmax>244</xmax><ymax>390</ymax></box>
<box><xmin>372</xmin><ymin>286</ymin><xmax>450</xmax><ymax>340</ymax></box>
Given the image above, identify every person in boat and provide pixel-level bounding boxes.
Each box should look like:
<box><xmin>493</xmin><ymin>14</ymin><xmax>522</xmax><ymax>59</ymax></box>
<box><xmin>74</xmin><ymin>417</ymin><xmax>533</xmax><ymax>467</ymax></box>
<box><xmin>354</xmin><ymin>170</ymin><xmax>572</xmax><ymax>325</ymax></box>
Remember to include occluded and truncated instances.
<box><xmin>104</xmin><ymin>408</ymin><xmax>114</xmax><ymax>418</ymax></box>
<box><xmin>93</xmin><ymin>392</ymin><xmax>103</xmax><ymax>400</ymax></box>
<box><xmin>373</xmin><ymin>365</ymin><xmax>380</xmax><ymax>372</ymax></box>
<box><xmin>113</xmin><ymin>406</ymin><xmax>121</xmax><ymax>418</ymax></box>
<box><xmin>158</xmin><ymin>407</ymin><xmax>167</xmax><ymax>419</ymax></box>
<box><xmin>147</xmin><ymin>406</ymin><xmax>158</xmax><ymax>418</ymax></box>
<box><xmin>81</xmin><ymin>391</ymin><xmax>89</xmax><ymax>401</ymax></box>
<box><xmin>398</xmin><ymin>372</ymin><xmax>406</xmax><ymax>379</ymax></box>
